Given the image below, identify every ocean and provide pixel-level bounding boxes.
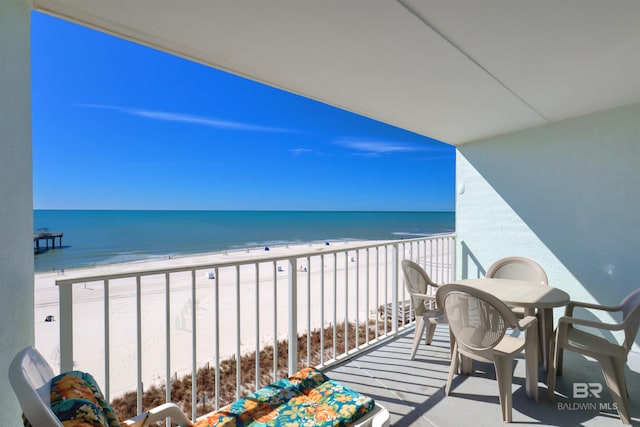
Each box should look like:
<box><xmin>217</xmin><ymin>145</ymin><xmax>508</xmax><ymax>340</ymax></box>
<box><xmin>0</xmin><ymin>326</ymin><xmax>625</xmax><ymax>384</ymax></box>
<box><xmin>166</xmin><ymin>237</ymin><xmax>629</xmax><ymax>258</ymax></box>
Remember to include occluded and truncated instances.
<box><xmin>33</xmin><ymin>210</ymin><xmax>455</xmax><ymax>272</ymax></box>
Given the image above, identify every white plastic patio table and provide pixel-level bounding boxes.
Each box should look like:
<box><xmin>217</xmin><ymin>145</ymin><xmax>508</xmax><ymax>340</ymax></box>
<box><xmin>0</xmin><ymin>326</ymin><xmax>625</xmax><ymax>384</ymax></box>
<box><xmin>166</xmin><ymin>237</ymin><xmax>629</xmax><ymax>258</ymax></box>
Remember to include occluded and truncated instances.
<box><xmin>452</xmin><ymin>278</ymin><xmax>570</xmax><ymax>370</ymax></box>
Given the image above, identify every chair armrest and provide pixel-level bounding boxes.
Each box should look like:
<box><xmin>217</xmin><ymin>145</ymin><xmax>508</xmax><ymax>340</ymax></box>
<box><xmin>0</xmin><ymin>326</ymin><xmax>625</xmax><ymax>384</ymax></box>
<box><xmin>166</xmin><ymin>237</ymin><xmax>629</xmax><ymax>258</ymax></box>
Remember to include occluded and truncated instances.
<box><xmin>518</xmin><ymin>315</ymin><xmax>538</xmax><ymax>331</ymax></box>
<box><xmin>565</xmin><ymin>300</ymin><xmax>620</xmax><ymax>316</ymax></box>
<box><xmin>123</xmin><ymin>403</ymin><xmax>193</xmax><ymax>427</ymax></box>
<box><xmin>410</xmin><ymin>293</ymin><xmax>438</xmax><ymax>311</ymax></box>
<box><xmin>558</xmin><ymin>315</ymin><xmax>624</xmax><ymax>332</ymax></box>
<box><xmin>410</xmin><ymin>292</ymin><xmax>436</xmax><ymax>301</ymax></box>
<box><xmin>371</xmin><ymin>404</ymin><xmax>390</xmax><ymax>427</ymax></box>
<box><xmin>351</xmin><ymin>402</ymin><xmax>390</xmax><ymax>427</ymax></box>
<box><xmin>122</xmin><ymin>414</ymin><xmax>147</xmax><ymax>427</ymax></box>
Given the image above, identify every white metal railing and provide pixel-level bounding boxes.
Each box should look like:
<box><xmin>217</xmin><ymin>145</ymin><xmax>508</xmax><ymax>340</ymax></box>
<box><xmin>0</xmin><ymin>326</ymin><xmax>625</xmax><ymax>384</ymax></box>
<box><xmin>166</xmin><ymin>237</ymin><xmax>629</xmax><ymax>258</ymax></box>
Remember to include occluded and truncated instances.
<box><xmin>55</xmin><ymin>234</ymin><xmax>455</xmax><ymax>420</ymax></box>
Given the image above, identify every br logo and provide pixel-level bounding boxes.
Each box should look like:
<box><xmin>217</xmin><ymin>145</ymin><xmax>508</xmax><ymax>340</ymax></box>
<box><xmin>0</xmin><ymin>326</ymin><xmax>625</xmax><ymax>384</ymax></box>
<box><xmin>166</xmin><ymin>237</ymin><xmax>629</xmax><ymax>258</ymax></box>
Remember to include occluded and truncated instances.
<box><xmin>573</xmin><ymin>382</ymin><xmax>602</xmax><ymax>398</ymax></box>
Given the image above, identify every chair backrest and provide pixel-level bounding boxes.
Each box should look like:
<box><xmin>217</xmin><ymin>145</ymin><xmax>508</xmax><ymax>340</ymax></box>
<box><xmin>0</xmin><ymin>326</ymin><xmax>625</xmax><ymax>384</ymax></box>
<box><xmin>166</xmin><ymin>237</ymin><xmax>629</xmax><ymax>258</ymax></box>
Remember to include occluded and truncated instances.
<box><xmin>401</xmin><ymin>259</ymin><xmax>437</xmax><ymax>315</ymax></box>
<box><xmin>437</xmin><ymin>284</ymin><xmax>519</xmax><ymax>357</ymax></box>
<box><xmin>486</xmin><ymin>256</ymin><xmax>548</xmax><ymax>286</ymax></box>
<box><xmin>620</xmin><ymin>288</ymin><xmax>640</xmax><ymax>350</ymax></box>
<box><xmin>8</xmin><ymin>346</ymin><xmax>63</xmax><ymax>427</ymax></box>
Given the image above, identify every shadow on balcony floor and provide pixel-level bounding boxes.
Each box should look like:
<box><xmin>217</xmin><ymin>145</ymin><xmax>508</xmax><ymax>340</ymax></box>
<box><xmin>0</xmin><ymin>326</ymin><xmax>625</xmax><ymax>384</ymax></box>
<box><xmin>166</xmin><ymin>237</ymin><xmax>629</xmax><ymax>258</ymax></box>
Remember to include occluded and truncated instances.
<box><xmin>325</xmin><ymin>325</ymin><xmax>640</xmax><ymax>426</ymax></box>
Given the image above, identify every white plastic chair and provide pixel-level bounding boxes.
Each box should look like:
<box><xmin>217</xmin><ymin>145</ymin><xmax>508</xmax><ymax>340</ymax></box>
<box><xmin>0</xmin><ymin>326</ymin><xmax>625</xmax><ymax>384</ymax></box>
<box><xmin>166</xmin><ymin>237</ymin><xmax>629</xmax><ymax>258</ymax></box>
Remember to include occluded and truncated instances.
<box><xmin>8</xmin><ymin>346</ymin><xmax>192</xmax><ymax>427</ymax></box>
<box><xmin>486</xmin><ymin>256</ymin><xmax>548</xmax><ymax>318</ymax></box>
<box><xmin>547</xmin><ymin>289</ymin><xmax>640</xmax><ymax>425</ymax></box>
<box><xmin>401</xmin><ymin>259</ymin><xmax>448</xmax><ymax>360</ymax></box>
<box><xmin>437</xmin><ymin>283</ymin><xmax>538</xmax><ymax>423</ymax></box>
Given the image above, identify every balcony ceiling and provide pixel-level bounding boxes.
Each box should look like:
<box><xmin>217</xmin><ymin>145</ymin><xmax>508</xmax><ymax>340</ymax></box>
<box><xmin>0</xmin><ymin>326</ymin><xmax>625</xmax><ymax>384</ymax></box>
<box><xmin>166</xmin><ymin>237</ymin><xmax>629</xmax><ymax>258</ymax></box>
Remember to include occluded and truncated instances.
<box><xmin>31</xmin><ymin>0</ymin><xmax>640</xmax><ymax>145</ymax></box>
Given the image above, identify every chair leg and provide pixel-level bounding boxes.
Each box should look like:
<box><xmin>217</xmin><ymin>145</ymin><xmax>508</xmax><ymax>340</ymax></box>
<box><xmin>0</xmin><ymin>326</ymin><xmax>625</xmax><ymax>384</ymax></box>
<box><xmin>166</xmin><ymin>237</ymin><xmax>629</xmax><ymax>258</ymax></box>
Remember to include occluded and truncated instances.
<box><xmin>425</xmin><ymin>319</ymin><xmax>437</xmax><ymax>345</ymax></box>
<box><xmin>524</xmin><ymin>325</ymin><xmax>539</xmax><ymax>401</ymax></box>
<box><xmin>494</xmin><ymin>354</ymin><xmax>515</xmax><ymax>423</ymax></box>
<box><xmin>599</xmin><ymin>356</ymin><xmax>631</xmax><ymax>425</ymax></box>
<box><xmin>447</xmin><ymin>329</ymin><xmax>461</xmax><ymax>373</ymax></box>
<box><xmin>556</xmin><ymin>347</ymin><xmax>564</xmax><ymax>376</ymax></box>
<box><xmin>546</xmin><ymin>338</ymin><xmax>558</xmax><ymax>402</ymax></box>
<box><xmin>448</xmin><ymin>329</ymin><xmax>456</xmax><ymax>358</ymax></box>
<box><xmin>536</xmin><ymin>311</ymin><xmax>544</xmax><ymax>362</ymax></box>
<box><xmin>410</xmin><ymin>316</ymin><xmax>426</xmax><ymax>360</ymax></box>
<box><xmin>460</xmin><ymin>354</ymin><xmax>473</xmax><ymax>375</ymax></box>
<box><xmin>445</xmin><ymin>342</ymin><xmax>459</xmax><ymax>396</ymax></box>
<box><xmin>539</xmin><ymin>308</ymin><xmax>555</xmax><ymax>370</ymax></box>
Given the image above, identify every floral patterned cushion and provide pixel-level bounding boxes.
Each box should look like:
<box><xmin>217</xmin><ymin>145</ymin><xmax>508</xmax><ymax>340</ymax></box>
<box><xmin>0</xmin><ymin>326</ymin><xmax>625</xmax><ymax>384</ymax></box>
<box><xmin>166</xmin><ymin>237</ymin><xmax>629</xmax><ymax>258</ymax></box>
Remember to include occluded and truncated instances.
<box><xmin>24</xmin><ymin>371</ymin><xmax>121</xmax><ymax>427</ymax></box>
<box><xmin>194</xmin><ymin>367</ymin><xmax>374</xmax><ymax>427</ymax></box>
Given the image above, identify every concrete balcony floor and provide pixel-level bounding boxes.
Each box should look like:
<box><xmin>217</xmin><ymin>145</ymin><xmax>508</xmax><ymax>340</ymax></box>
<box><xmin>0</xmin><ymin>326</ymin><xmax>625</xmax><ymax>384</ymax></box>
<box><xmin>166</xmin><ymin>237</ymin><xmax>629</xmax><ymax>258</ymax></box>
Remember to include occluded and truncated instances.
<box><xmin>326</xmin><ymin>325</ymin><xmax>640</xmax><ymax>426</ymax></box>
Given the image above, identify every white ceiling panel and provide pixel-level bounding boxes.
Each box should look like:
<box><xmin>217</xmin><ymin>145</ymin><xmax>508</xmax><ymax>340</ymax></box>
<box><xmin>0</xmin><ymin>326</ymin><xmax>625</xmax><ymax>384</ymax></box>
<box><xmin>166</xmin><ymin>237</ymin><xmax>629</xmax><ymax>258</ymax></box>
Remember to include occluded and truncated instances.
<box><xmin>32</xmin><ymin>0</ymin><xmax>640</xmax><ymax>145</ymax></box>
<box><xmin>407</xmin><ymin>0</ymin><xmax>640</xmax><ymax>122</ymax></box>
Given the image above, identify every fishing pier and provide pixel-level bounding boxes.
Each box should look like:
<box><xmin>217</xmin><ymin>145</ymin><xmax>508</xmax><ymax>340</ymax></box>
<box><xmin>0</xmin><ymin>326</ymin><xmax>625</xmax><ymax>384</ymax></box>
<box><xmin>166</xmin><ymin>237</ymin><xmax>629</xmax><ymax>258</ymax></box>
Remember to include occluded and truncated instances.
<box><xmin>34</xmin><ymin>231</ymin><xmax>63</xmax><ymax>252</ymax></box>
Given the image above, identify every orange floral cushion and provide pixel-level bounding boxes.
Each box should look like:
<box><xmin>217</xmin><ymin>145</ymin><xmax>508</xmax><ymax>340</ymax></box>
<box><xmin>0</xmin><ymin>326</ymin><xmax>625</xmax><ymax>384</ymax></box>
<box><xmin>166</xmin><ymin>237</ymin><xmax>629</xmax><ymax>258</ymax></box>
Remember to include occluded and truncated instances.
<box><xmin>194</xmin><ymin>367</ymin><xmax>374</xmax><ymax>427</ymax></box>
<box><xmin>23</xmin><ymin>371</ymin><xmax>120</xmax><ymax>427</ymax></box>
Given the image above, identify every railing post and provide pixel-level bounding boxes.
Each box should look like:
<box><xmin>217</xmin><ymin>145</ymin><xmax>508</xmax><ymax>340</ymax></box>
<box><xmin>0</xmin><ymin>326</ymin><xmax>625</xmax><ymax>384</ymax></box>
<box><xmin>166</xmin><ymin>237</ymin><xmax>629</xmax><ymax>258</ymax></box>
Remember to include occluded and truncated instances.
<box><xmin>190</xmin><ymin>269</ymin><xmax>197</xmax><ymax>422</ymax></box>
<box><xmin>136</xmin><ymin>276</ymin><xmax>143</xmax><ymax>414</ymax></box>
<box><xmin>391</xmin><ymin>243</ymin><xmax>399</xmax><ymax>336</ymax></box>
<box><xmin>255</xmin><ymin>263</ymin><xmax>260</xmax><ymax>391</ymax></box>
<box><xmin>103</xmin><ymin>280</ymin><xmax>110</xmax><ymax>401</ymax></box>
<box><xmin>164</xmin><ymin>272</ymin><xmax>171</xmax><ymax>425</ymax></box>
<box><xmin>272</xmin><ymin>263</ymin><xmax>278</xmax><ymax>379</ymax></box>
<box><xmin>59</xmin><ymin>283</ymin><xmax>73</xmax><ymax>373</ymax></box>
<box><xmin>214</xmin><ymin>267</ymin><xmax>220</xmax><ymax>410</ymax></box>
<box><xmin>320</xmin><ymin>255</ymin><xmax>325</xmax><ymax>366</ymax></box>
<box><xmin>451</xmin><ymin>235</ymin><xmax>457</xmax><ymax>281</ymax></box>
<box><xmin>287</xmin><ymin>257</ymin><xmax>298</xmax><ymax>375</ymax></box>
<box><xmin>235</xmin><ymin>266</ymin><xmax>241</xmax><ymax>401</ymax></box>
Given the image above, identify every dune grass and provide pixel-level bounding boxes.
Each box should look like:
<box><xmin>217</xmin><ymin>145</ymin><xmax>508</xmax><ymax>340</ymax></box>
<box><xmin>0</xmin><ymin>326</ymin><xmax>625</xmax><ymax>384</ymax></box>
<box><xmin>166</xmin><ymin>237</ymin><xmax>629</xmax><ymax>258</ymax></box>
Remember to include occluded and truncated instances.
<box><xmin>110</xmin><ymin>319</ymin><xmax>394</xmax><ymax>421</ymax></box>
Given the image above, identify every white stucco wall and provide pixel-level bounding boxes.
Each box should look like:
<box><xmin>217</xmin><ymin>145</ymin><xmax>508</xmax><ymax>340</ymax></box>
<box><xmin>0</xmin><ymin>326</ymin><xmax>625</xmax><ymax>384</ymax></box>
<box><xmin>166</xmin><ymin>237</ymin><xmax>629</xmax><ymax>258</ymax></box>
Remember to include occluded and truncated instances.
<box><xmin>456</xmin><ymin>102</ymin><xmax>640</xmax><ymax>348</ymax></box>
<box><xmin>0</xmin><ymin>0</ymin><xmax>34</xmax><ymax>424</ymax></box>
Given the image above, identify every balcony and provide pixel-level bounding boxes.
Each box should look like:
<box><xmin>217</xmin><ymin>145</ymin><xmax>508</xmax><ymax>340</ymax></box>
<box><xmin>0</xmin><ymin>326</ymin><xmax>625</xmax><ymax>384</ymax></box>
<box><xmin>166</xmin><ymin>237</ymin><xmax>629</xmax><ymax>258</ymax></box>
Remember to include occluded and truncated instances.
<box><xmin>38</xmin><ymin>233</ymin><xmax>640</xmax><ymax>425</ymax></box>
<box><xmin>42</xmin><ymin>236</ymin><xmax>453</xmax><ymax>417</ymax></box>
<box><xmin>327</xmin><ymin>327</ymin><xmax>640</xmax><ymax>426</ymax></box>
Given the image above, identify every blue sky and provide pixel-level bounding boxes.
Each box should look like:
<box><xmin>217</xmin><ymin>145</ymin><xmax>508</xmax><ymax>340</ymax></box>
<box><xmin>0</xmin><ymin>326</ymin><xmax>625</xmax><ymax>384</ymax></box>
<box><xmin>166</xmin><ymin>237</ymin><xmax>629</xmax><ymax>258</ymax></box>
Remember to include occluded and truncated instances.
<box><xmin>31</xmin><ymin>12</ymin><xmax>455</xmax><ymax>211</ymax></box>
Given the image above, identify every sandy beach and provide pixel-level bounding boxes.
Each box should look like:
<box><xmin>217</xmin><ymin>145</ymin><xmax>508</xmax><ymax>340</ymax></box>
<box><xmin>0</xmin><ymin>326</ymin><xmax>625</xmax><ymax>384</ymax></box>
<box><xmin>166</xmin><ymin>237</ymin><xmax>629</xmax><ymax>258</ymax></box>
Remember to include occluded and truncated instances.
<box><xmin>35</xmin><ymin>238</ymin><xmax>449</xmax><ymax>399</ymax></box>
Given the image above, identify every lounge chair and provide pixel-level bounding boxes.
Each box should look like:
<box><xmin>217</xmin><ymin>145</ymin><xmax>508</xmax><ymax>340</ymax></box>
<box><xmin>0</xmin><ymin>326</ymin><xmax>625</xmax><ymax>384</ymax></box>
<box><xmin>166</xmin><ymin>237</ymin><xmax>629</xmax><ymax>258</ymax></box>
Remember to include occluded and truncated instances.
<box><xmin>9</xmin><ymin>346</ymin><xmax>389</xmax><ymax>427</ymax></box>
